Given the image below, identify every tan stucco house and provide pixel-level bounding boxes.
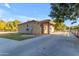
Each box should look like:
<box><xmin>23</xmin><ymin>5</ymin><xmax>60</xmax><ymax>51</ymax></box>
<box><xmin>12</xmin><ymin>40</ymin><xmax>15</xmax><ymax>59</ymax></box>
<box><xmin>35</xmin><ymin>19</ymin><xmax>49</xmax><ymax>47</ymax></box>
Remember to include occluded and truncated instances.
<box><xmin>18</xmin><ymin>19</ymin><xmax>55</xmax><ymax>34</ymax></box>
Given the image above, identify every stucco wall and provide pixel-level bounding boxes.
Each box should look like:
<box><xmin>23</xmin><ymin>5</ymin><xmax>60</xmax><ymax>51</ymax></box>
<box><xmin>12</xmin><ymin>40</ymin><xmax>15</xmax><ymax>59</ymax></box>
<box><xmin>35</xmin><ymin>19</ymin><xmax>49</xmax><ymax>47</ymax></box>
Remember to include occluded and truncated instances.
<box><xmin>18</xmin><ymin>21</ymin><xmax>55</xmax><ymax>34</ymax></box>
<box><xmin>42</xmin><ymin>23</ymin><xmax>54</xmax><ymax>34</ymax></box>
<box><xmin>43</xmin><ymin>23</ymin><xmax>49</xmax><ymax>34</ymax></box>
<box><xmin>49</xmin><ymin>25</ymin><xmax>54</xmax><ymax>34</ymax></box>
<box><xmin>18</xmin><ymin>22</ymin><xmax>41</xmax><ymax>34</ymax></box>
<box><xmin>18</xmin><ymin>24</ymin><xmax>28</xmax><ymax>33</ymax></box>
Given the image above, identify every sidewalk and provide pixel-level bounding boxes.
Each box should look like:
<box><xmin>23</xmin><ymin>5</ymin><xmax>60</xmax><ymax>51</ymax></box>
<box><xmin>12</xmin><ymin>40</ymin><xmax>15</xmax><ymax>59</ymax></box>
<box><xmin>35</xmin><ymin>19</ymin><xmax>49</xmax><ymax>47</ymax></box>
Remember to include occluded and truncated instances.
<box><xmin>69</xmin><ymin>32</ymin><xmax>78</xmax><ymax>40</ymax></box>
<box><xmin>65</xmin><ymin>32</ymin><xmax>79</xmax><ymax>44</ymax></box>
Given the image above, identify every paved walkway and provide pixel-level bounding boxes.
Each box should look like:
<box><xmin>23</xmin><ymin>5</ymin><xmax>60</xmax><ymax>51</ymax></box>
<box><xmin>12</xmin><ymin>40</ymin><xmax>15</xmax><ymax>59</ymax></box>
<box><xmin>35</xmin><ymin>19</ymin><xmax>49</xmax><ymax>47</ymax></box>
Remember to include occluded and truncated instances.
<box><xmin>0</xmin><ymin>32</ymin><xmax>79</xmax><ymax>56</ymax></box>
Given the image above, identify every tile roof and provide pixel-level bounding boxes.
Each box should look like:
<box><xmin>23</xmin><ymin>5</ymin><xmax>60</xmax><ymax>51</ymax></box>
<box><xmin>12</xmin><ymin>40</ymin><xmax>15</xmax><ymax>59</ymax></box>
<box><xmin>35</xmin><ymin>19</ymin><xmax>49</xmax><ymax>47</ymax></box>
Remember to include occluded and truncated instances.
<box><xmin>18</xmin><ymin>19</ymin><xmax>55</xmax><ymax>26</ymax></box>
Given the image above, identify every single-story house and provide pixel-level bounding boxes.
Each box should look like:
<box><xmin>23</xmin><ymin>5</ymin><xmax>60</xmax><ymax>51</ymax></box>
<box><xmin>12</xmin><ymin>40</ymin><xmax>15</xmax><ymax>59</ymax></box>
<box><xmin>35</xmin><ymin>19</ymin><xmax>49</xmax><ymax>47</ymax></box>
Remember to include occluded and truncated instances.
<box><xmin>18</xmin><ymin>19</ymin><xmax>55</xmax><ymax>34</ymax></box>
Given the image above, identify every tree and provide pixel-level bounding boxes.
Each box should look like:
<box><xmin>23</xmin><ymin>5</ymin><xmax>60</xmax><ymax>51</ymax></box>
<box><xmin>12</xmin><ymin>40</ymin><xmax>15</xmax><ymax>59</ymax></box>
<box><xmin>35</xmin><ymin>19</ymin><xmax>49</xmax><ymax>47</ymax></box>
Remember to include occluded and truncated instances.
<box><xmin>49</xmin><ymin>3</ymin><xmax>79</xmax><ymax>22</ymax></box>
<box><xmin>70</xmin><ymin>25</ymin><xmax>79</xmax><ymax>30</ymax></box>
<box><xmin>6</xmin><ymin>20</ymin><xmax>21</xmax><ymax>31</ymax></box>
<box><xmin>12</xmin><ymin>20</ymin><xmax>21</xmax><ymax>31</ymax></box>
<box><xmin>0</xmin><ymin>20</ymin><xmax>6</xmax><ymax>31</ymax></box>
<box><xmin>49</xmin><ymin>3</ymin><xmax>79</xmax><ymax>31</ymax></box>
<box><xmin>54</xmin><ymin>21</ymin><xmax>67</xmax><ymax>31</ymax></box>
<box><xmin>5</xmin><ymin>21</ymin><xmax>13</xmax><ymax>31</ymax></box>
<box><xmin>0</xmin><ymin>19</ymin><xmax>21</xmax><ymax>31</ymax></box>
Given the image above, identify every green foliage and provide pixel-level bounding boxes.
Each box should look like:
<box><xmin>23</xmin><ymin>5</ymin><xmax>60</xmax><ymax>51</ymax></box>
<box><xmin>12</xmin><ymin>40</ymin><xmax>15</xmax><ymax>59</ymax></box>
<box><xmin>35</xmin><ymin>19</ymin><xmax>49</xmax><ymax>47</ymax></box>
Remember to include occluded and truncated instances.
<box><xmin>0</xmin><ymin>20</ymin><xmax>21</xmax><ymax>31</ymax></box>
<box><xmin>54</xmin><ymin>22</ymin><xmax>67</xmax><ymax>31</ymax></box>
<box><xmin>49</xmin><ymin>3</ymin><xmax>79</xmax><ymax>22</ymax></box>
<box><xmin>0</xmin><ymin>20</ymin><xmax>6</xmax><ymax>31</ymax></box>
<box><xmin>70</xmin><ymin>25</ymin><xmax>79</xmax><ymax>30</ymax></box>
<box><xmin>49</xmin><ymin>3</ymin><xmax>79</xmax><ymax>31</ymax></box>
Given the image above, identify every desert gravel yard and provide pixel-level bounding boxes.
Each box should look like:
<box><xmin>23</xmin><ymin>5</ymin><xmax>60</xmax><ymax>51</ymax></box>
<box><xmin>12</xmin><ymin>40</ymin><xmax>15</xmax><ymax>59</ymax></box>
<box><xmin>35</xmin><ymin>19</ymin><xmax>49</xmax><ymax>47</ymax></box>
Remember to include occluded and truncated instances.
<box><xmin>0</xmin><ymin>32</ymin><xmax>79</xmax><ymax>56</ymax></box>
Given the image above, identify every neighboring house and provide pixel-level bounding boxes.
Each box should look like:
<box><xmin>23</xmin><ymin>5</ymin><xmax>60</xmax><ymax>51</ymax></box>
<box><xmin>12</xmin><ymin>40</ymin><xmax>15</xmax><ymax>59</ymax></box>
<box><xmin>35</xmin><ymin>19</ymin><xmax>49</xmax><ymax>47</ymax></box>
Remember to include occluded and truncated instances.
<box><xmin>18</xmin><ymin>19</ymin><xmax>55</xmax><ymax>34</ymax></box>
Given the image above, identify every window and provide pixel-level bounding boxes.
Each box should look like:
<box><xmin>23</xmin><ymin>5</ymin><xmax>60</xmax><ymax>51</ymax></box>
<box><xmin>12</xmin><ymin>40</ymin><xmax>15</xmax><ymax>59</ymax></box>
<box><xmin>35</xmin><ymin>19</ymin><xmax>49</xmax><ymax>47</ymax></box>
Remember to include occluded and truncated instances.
<box><xmin>26</xmin><ymin>28</ymin><xmax>29</xmax><ymax>31</ymax></box>
<box><xmin>26</xmin><ymin>27</ymin><xmax>33</xmax><ymax>31</ymax></box>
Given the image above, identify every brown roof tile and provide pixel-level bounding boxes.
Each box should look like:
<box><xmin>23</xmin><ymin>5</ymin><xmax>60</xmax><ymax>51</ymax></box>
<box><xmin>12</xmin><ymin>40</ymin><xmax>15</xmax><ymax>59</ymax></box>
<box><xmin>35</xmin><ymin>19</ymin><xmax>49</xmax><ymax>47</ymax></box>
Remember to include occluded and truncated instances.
<box><xmin>18</xmin><ymin>19</ymin><xmax>55</xmax><ymax>26</ymax></box>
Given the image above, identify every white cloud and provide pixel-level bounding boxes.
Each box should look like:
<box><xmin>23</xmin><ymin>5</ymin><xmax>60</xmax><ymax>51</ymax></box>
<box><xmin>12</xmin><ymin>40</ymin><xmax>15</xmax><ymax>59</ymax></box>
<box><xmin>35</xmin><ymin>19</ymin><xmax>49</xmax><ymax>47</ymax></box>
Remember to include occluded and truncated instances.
<box><xmin>4</xmin><ymin>3</ymin><xmax>11</xmax><ymax>8</ymax></box>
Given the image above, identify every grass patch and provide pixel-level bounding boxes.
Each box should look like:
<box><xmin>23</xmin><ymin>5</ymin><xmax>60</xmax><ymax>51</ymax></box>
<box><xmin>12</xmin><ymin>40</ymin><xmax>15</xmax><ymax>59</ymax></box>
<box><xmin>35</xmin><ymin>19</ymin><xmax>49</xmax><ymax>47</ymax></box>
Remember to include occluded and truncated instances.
<box><xmin>0</xmin><ymin>33</ymin><xmax>38</xmax><ymax>41</ymax></box>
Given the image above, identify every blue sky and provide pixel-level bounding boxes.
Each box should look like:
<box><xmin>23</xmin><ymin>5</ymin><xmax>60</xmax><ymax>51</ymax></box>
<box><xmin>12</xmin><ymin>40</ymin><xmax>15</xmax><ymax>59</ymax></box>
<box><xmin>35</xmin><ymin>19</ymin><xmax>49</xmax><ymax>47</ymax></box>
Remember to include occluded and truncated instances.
<box><xmin>0</xmin><ymin>3</ymin><xmax>79</xmax><ymax>26</ymax></box>
<box><xmin>0</xmin><ymin>3</ymin><xmax>51</xmax><ymax>21</ymax></box>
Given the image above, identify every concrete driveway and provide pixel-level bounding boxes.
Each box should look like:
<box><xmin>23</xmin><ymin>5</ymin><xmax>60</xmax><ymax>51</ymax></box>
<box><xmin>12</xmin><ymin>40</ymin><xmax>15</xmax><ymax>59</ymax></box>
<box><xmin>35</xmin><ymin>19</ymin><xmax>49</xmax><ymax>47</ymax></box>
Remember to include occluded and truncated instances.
<box><xmin>0</xmin><ymin>32</ymin><xmax>79</xmax><ymax>56</ymax></box>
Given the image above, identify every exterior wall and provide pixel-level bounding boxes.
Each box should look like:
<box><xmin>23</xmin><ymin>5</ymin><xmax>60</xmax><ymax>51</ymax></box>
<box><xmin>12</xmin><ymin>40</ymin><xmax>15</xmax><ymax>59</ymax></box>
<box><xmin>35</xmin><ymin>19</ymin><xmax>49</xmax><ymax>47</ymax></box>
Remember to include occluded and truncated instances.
<box><xmin>18</xmin><ymin>24</ymin><xmax>27</xmax><ymax>33</ymax></box>
<box><xmin>49</xmin><ymin>24</ymin><xmax>54</xmax><ymax>34</ymax></box>
<box><xmin>29</xmin><ymin>22</ymin><xmax>41</xmax><ymax>34</ymax></box>
<box><xmin>41</xmin><ymin>23</ymin><xmax>54</xmax><ymax>34</ymax></box>
<box><xmin>18</xmin><ymin>22</ymin><xmax>41</xmax><ymax>34</ymax></box>
<box><xmin>18</xmin><ymin>21</ymin><xmax>55</xmax><ymax>34</ymax></box>
<box><xmin>43</xmin><ymin>23</ymin><xmax>49</xmax><ymax>34</ymax></box>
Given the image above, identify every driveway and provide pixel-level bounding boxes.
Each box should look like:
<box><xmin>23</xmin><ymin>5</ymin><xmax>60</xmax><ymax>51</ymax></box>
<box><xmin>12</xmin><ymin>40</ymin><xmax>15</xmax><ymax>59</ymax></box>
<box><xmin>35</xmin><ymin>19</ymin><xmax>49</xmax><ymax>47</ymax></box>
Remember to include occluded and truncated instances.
<box><xmin>0</xmin><ymin>32</ymin><xmax>79</xmax><ymax>56</ymax></box>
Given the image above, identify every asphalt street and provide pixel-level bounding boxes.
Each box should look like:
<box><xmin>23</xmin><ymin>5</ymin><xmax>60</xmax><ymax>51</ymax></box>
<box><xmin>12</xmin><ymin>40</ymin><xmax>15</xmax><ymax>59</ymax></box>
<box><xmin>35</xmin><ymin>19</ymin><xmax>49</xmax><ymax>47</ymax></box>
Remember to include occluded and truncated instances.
<box><xmin>0</xmin><ymin>32</ymin><xmax>79</xmax><ymax>56</ymax></box>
